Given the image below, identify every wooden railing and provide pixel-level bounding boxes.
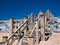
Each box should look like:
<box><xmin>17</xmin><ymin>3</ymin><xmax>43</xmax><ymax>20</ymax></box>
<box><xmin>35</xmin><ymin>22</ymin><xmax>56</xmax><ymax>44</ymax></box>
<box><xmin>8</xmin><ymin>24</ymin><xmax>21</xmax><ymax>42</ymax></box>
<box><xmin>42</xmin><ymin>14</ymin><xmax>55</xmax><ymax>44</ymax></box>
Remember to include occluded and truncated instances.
<box><xmin>4</xmin><ymin>20</ymin><xmax>28</xmax><ymax>45</ymax></box>
<box><xmin>3</xmin><ymin>12</ymin><xmax>51</xmax><ymax>45</ymax></box>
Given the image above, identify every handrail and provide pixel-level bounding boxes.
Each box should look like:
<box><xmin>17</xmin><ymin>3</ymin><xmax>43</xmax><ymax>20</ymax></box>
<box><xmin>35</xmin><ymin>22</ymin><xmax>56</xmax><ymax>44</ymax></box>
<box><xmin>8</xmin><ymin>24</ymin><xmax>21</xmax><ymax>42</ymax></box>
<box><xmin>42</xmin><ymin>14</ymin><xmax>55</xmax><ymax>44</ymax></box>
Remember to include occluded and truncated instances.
<box><xmin>0</xmin><ymin>42</ymin><xmax>5</xmax><ymax>44</ymax></box>
<box><xmin>4</xmin><ymin>20</ymin><xmax>28</xmax><ymax>45</ymax></box>
<box><xmin>30</xmin><ymin>26</ymin><xmax>36</xmax><ymax>36</ymax></box>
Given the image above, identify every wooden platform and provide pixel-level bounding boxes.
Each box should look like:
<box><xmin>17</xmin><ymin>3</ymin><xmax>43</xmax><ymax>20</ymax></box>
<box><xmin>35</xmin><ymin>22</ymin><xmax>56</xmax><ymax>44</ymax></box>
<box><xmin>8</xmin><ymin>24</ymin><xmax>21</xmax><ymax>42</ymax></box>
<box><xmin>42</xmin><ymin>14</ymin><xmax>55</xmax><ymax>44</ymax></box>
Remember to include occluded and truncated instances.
<box><xmin>39</xmin><ymin>32</ymin><xmax>60</xmax><ymax>45</ymax></box>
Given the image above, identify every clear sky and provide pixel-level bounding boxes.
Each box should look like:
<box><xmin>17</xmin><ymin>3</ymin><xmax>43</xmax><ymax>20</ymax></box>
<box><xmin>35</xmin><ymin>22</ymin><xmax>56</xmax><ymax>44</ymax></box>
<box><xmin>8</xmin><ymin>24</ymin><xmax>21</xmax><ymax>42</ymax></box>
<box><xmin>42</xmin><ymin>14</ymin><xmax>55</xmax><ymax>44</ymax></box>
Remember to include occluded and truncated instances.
<box><xmin>0</xmin><ymin>0</ymin><xmax>60</xmax><ymax>20</ymax></box>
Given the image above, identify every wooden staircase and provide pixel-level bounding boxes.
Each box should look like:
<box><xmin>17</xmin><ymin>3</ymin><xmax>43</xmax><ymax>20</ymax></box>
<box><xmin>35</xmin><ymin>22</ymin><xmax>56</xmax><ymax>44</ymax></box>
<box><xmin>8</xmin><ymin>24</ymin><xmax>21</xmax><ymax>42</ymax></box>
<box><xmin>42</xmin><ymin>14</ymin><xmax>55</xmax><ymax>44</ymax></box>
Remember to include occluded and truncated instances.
<box><xmin>2</xmin><ymin>20</ymin><xmax>51</xmax><ymax>45</ymax></box>
<box><xmin>2</xmin><ymin>19</ymin><xmax>39</xmax><ymax>45</ymax></box>
<box><xmin>0</xmin><ymin>11</ymin><xmax>52</xmax><ymax>45</ymax></box>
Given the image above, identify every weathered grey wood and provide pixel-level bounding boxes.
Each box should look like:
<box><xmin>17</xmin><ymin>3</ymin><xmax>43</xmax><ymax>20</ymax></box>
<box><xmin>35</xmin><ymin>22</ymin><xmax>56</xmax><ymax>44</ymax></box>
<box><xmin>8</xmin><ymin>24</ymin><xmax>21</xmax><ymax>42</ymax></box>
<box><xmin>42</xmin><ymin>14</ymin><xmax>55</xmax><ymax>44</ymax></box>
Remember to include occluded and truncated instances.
<box><xmin>36</xmin><ymin>21</ymin><xmax>39</xmax><ymax>45</ymax></box>
<box><xmin>5</xmin><ymin>20</ymin><xmax>28</xmax><ymax>45</ymax></box>
<box><xmin>9</xmin><ymin>18</ymin><xmax>14</xmax><ymax>34</ymax></box>
<box><xmin>9</xmin><ymin>18</ymin><xmax>14</xmax><ymax>45</ymax></box>
<box><xmin>31</xmin><ymin>13</ymin><xmax>34</xmax><ymax>23</ymax></box>
<box><xmin>39</xmin><ymin>11</ymin><xmax>45</xmax><ymax>41</ymax></box>
<box><xmin>24</xmin><ymin>16</ymin><xmax>28</xmax><ymax>35</ymax></box>
<box><xmin>30</xmin><ymin>27</ymin><xmax>36</xmax><ymax>36</ymax></box>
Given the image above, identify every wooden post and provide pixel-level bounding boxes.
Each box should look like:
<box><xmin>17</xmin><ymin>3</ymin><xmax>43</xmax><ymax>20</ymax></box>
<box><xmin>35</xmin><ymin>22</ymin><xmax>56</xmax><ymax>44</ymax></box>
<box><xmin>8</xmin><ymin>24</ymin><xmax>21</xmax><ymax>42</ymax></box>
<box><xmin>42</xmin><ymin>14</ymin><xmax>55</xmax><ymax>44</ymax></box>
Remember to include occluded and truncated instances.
<box><xmin>28</xmin><ymin>36</ymin><xmax>34</xmax><ymax>45</ymax></box>
<box><xmin>28</xmin><ymin>15</ymin><xmax>30</xmax><ymax>24</ymax></box>
<box><xmin>9</xmin><ymin>18</ymin><xmax>14</xmax><ymax>43</ymax></box>
<box><xmin>36</xmin><ymin>21</ymin><xmax>39</xmax><ymax>45</ymax></box>
<box><xmin>39</xmin><ymin>10</ymin><xmax>45</xmax><ymax>41</ymax></box>
<box><xmin>47</xmin><ymin>18</ymin><xmax>50</xmax><ymax>31</ymax></box>
<box><xmin>31</xmin><ymin>13</ymin><xmax>34</xmax><ymax>23</ymax></box>
<box><xmin>9</xmin><ymin>18</ymin><xmax>14</xmax><ymax>34</ymax></box>
<box><xmin>47</xmin><ymin>18</ymin><xmax>50</xmax><ymax>36</ymax></box>
<box><xmin>24</xmin><ymin>16</ymin><xmax>28</xmax><ymax>35</ymax></box>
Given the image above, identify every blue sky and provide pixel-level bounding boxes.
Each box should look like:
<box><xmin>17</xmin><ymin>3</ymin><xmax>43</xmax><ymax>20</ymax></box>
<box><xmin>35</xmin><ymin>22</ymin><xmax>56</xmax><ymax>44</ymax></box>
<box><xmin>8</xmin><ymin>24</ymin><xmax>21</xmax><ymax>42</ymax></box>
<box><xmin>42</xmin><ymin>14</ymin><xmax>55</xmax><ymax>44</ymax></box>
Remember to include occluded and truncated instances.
<box><xmin>0</xmin><ymin>0</ymin><xmax>60</xmax><ymax>20</ymax></box>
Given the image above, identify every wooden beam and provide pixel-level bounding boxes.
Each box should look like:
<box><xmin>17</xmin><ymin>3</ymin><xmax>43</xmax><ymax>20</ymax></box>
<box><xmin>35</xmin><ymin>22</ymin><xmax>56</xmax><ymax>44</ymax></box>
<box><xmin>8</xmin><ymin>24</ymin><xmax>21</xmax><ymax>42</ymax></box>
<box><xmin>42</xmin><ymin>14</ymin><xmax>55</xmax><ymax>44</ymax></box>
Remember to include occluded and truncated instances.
<box><xmin>24</xmin><ymin>16</ymin><xmax>28</xmax><ymax>35</ymax></box>
<box><xmin>9</xmin><ymin>18</ymin><xmax>14</xmax><ymax>34</ymax></box>
<box><xmin>39</xmin><ymin>11</ymin><xmax>45</xmax><ymax>41</ymax></box>
<box><xmin>36</xmin><ymin>21</ymin><xmax>39</xmax><ymax>45</ymax></box>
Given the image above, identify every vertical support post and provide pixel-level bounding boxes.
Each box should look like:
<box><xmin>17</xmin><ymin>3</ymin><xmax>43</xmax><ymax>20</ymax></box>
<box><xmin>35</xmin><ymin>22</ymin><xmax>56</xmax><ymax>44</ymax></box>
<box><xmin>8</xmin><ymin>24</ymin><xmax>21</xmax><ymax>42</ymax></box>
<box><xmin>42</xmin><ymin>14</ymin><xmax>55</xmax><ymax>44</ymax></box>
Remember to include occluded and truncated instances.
<box><xmin>20</xmin><ymin>21</ymin><xmax>22</xmax><ymax>26</ymax></box>
<box><xmin>9</xmin><ymin>18</ymin><xmax>14</xmax><ymax>34</ymax></box>
<box><xmin>24</xmin><ymin>16</ymin><xmax>28</xmax><ymax>35</ymax></box>
<box><xmin>45</xmin><ymin>16</ymin><xmax>47</xmax><ymax>31</ymax></box>
<box><xmin>47</xmin><ymin>19</ymin><xmax>50</xmax><ymax>35</ymax></box>
<box><xmin>9</xmin><ymin>18</ymin><xmax>14</xmax><ymax>43</ymax></box>
<box><xmin>31</xmin><ymin>13</ymin><xmax>34</xmax><ymax>23</ymax></box>
<box><xmin>36</xmin><ymin>21</ymin><xmax>39</xmax><ymax>45</ymax></box>
<box><xmin>28</xmin><ymin>36</ymin><xmax>34</xmax><ymax>45</ymax></box>
<box><xmin>28</xmin><ymin>15</ymin><xmax>30</xmax><ymax>24</ymax></box>
<box><xmin>39</xmin><ymin>11</ymin><xmax>45</xmax><ymax>41</ymax></box>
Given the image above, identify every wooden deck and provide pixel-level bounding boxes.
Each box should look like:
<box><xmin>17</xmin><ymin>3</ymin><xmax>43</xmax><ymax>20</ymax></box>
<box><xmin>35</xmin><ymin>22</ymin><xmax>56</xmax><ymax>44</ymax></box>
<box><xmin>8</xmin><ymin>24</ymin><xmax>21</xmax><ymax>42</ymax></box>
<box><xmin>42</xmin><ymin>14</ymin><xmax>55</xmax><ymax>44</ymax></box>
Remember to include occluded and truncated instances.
<box><xmin>39</xmin><ymin>32</ymin><xmax>60</xmax><ymax>45</ymax></box>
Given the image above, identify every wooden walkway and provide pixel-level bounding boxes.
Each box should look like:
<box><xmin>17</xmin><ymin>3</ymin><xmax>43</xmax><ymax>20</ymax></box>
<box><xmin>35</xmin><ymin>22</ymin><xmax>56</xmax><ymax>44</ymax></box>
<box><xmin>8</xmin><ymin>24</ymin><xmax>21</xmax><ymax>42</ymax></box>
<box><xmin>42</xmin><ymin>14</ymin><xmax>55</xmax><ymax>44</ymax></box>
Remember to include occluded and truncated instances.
<box><xmin>39</xmin><ymin>32</ymin><xmax>60</xmax><ymax>45</ymax></box>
